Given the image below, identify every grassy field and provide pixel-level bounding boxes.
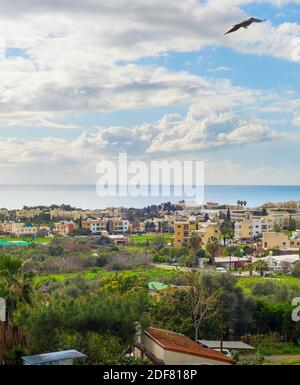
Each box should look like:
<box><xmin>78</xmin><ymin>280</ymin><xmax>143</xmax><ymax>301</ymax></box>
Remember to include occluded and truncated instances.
<box><xmin>129</xmin><ymin>234</ymin><xmax>172</xmax><ymax>245</ymax></box>
<box><xmin>0</xmin><ymin>237</ymin><xmax>52</xmax><ymax>244</ymax></box>
<box><xmin>33</xmin><ymin>267</ymin><xmax>175</xmax><ymax>286</ymax></box>
<box><xmin>236</xmin><ymin>275</ymin><xmax>300</xmax><ymax>295</ymax></box>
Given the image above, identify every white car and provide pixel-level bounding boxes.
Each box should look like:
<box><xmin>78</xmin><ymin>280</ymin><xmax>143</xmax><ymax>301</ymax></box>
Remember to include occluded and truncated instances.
<box><xmin>216</xmin><ymin>267</ymin><xmax>227</xmax><ymax>273</ymax></box>
<box><xmin>214</xmin><ymin>349</ymin><xmax>232</xmax><ymax>357</ymax></box>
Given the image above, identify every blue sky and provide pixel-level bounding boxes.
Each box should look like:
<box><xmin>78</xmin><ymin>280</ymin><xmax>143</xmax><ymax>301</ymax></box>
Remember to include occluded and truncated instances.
<box><xmin>0</xmin><ymin>0</ymin><xmax>299</xmax><ymax>185</ymax></box>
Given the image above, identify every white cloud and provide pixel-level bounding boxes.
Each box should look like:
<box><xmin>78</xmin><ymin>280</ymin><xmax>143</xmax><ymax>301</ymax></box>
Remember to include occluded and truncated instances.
<box><xmin>147</xmin><ymin>109</ymin><xmax>280</xmax><ymax>153</ymax></box>
<box><xmin>207</xmin><ymin>67</ymin><xmax>234</xmax><ymax>73</ymax></box>
<box><xmin>0</xmin><ymin>105</ymin><xmax>280</xmax><ymax>169</ymax></box>
<box><xmin>0</xmin><ymin>0</ymin><xmax>298</xmax><ymax>126</ymax></box>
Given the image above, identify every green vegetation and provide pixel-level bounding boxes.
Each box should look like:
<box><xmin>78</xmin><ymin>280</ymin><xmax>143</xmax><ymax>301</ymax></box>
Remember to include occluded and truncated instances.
<box><xmin>129</xmin><ymin>234</ymin><xmax>172</xmax><ymax>245</ymax></box>
<box><xmin>237</xmin><ymin>275</ymin><xmax>300</xmax><ymax>296</ymax></box>
<box><xmin>33</xmin><ymin>267</ymin><xmax>174</xmax><ymax>286</ymax></box>
<box><xmin>1</xmin><ymin>229</ymin><xmax>300</xmax><ymax>365</ymax></box>
<box><xmin>0</xmin><ymin>237</ymin><xmax>52</xmax><ymax>244</ymax></box>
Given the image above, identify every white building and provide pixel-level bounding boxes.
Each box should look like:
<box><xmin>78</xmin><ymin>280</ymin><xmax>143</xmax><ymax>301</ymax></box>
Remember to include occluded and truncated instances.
<box><xmin>261</xmin><ymin>254</ymin><xmax>300</xmax><ymax>272</ymax></box>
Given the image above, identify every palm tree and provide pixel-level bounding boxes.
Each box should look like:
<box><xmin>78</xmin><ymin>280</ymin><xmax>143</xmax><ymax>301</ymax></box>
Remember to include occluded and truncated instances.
<box><xmin>189</xmin><ymin>232</ymin><xmax>201</xmax><ymax>267</ymax></box>
<box><xmin>254</xmin><ymin>259</ymin><xmax>268</xmax><ymax>277</ymax></box>
<box><xmin>0</xmin><ymin>255</ymin><xmax>34</xmax><ymax>306</ymax></box>
<box><xmin>206</xmin><ymin>237</ymin><xmax>221</xmax><ymax>265</ymax></box>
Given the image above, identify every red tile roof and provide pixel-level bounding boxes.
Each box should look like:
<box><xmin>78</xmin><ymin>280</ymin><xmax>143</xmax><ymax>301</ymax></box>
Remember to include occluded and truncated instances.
<box><xmin>145</xmin><ymin>327</ymin><xmax>234</xmax><ymax>364</ymax></box>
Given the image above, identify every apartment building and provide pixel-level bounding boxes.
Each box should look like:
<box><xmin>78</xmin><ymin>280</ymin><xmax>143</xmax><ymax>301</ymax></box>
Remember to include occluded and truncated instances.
<box><xmin>265</xmin><ymin>210</ymin><xmax>290</xmax><ymax>227</ymax></box>
<box><xmin>196</xmin><ymin>223</ymin><xmax>221</xmax><ymax>247</ymax></box>
<box><xmin>112</xmin><ymin>219</ymin><xmax>130</xmax><ymax>234</ymax></box>
<box><xmin>262</xmin><ymin>232</ymin><xmax>290</xmax><ymax>250</ymax></box>
<box><xmin>54</xmin><ymin>221</ymin><xmax>77</xmax><ymax>235</ymax></box>
<box><xmin>15</xmin><ymin>209</ymin><xmax>43</xmax><ymax>220</ymax></box>
<box><xmin>173</xmin><ymin>217</ymin><xmax>220</xmax><ymax>248</ymax></box>
<box><xmin>173</xmin><ymin>222</ymin><xmax>188</xmax><ymax>247</ymax></box>
<box><xmin>235</xmin><ymin>219</ymin><xmax>252</xmax><ymax>239</ymax></box>
<box><xmin>230</xmin><ymin>210</ymin><xmax>253</xmax><ymax>222</ymax></box>
<box><xmin>140</xmin><ymin>218</ymin><xmax>173</xmax><ymax>233</ymax></box>
<box><xmin>82</xmin><ymin>218</ymin><xmax>130</xmax><ymax>234</ymax></box>
<box><xmin>50</xmin><ymin>209</ymin><xmax>83</xmax><ymax>221</ymax></box>
<box><xmin>0</xmin><ymin>222</ymin><xmax>39</xmax><ymax>237</ymax></box>
<box><xmin>235</xmin><ymin>217</ymin><xmax>273</xmax><ymax>240</ymax></box>
<box><xmin>82</xmin><ymin>219</ymin><xmax>109</xmax><ymax>233</ymax></box>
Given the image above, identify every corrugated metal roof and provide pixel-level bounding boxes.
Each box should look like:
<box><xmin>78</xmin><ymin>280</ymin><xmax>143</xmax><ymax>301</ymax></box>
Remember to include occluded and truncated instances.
<box><xmin>148</xmin><ymin>282</ymin><xmax>170</xmax><ymax>291</ymax></box>
<box><xmin>22</xmin><ymin>350</ymin><xmax>87</xmax><ymax>365</ymax></box>
<box><xmin>198</xmin><ymin>340</ymin><xmax>254</xmax><ymax>350</ymax></box>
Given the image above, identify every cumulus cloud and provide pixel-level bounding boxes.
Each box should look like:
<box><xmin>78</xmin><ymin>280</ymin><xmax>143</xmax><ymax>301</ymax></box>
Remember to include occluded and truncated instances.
<box><xmin>147</xmin><ymin>109</ymin><xmax>280</xmax><ymax>153</ymax></box>
<box><xmin>0</xmin><ymin>104</ymin><xmax>280</xmax><ymax>168</ymax></box>
<box><xmin>0</xmin><ymin>0</ymin><xmax>299</xmax><ymax>127</ymax></box>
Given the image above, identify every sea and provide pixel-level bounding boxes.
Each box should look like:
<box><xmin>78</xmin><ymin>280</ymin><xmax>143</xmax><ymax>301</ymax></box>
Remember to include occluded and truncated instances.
<box><xmin>0</xmin><ymin>185</ymin><xmax>299</xmax><ymax>210</ymax></box>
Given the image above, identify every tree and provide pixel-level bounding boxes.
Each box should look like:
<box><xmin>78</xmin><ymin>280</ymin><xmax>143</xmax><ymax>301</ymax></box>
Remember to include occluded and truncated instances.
<box><xmin>246</xmin><ymin>263</ymin><xmax>255</xmax><ymax>276</ymax></box>
<box><xmin>48</xmin><ymin>241</ymin><xmax>64</xmax><ymax>256</ymax></box>
<box><xmin>206</xmin><ymin>237</ymin><xmax>221</xmax><ymax>265</ymax></box>
<box><xmin>292</xmin><ymin>261</ymin><xmax>300</xmax><ymax>278</ymax></box>
<box><xmin>226</xmin><ymin>207</ymin><xmax>231</xmax><ymax>222</ymax></box>
<box><xmin>187</xmin><ymin>272</ymin><xmax>221</xmax><ymax>340</ymax></box>
<box><xmin>273</xmin><ymin>223</ymin><xmax>281</xmax><ymax>233</ymax></box>
<box><xmin>288</xmin><ymin>215</ymin><xmax>296</xmax><ymax>232</ymax></box>
<box><xmin>220</xmin><ymin>221</ymin><xmax>234</xmax><ymax>246</ymax></box>
<box><xmin>254</xmin><ymin>259</ymin><xmax>269</xmax><ymax>277</ymax></box>
<box><xmin>189</xmin><ymin>232</ymin><xmax>201</xmax><ymax>267</ymax></box>
<box><xmin>151</xmin><ymin>236</ymin><xmax>165</xmax><ymax>251</ymax></box>
<box><xmin>0</xmin><ymin>255</ymin><xmax>34</xmax><ymax>307</ymax></box>
<box><xmin>14</xmin><ymin>291</ymin><xmax>149</xmax><ymax>360</ymax></box>
<box><xmin>204</xmin><ymin>213</ymin><xmax>209</xmax><ymax>222</ymax></box>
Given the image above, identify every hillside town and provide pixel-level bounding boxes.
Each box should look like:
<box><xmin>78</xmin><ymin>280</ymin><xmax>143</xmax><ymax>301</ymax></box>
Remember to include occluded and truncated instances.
<box><xmin>1</xmin><ymin>200</ymin><xmax>300</xmax><ymax>263</ymax></box>
<box><xmin>1</xmin><ymin>199</ymin><xmax>300</xmax><ymax>366</ymax></box>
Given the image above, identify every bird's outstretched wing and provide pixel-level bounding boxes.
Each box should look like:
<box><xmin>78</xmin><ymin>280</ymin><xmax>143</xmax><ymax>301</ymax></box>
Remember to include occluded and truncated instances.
<box><xmin>225</xmin><ymin>24</ymin><xmax>241</xmax><ymax>35</ymax></box>
<box><xmin>251</xmin><ymin>18</ymin><xmax>266</xmax><ymax>23</ymax></box>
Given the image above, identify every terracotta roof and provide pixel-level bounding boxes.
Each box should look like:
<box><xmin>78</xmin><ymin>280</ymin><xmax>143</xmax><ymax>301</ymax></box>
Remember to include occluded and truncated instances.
<box><xmin>145</xmin><ymin>327</ymin><xmax>234</xmax><ymax>364</ymax></box>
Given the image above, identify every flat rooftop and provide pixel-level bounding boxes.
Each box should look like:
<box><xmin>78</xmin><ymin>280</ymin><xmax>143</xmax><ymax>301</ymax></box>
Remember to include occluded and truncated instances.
<box><xmin>22</xmin><ymin>350</ymin><xmax>87</xmax><ymax>365</ymax></box>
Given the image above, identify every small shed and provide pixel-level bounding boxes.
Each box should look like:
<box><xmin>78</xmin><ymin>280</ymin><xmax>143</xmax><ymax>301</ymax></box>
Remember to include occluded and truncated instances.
<box><xmin>22</xmin><ymin>350</ymin><xmax>87</xmax><ymax>365</ymax></box>
<box><xmin>148</xmin><ymin>282</ymin><xmax>170</xmax><ymax>292</ymax></box>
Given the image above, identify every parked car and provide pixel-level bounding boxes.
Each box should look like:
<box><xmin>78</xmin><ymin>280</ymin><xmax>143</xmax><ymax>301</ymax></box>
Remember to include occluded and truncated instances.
<box><xmin>216</xmin><ymin>267</ymin><xmax>227</xmax><ymax>273</ymax></box>
<box><xmin>214</xmin><ymin>349</ymin><xmax>232</xmax><ymax>357</ymax></box>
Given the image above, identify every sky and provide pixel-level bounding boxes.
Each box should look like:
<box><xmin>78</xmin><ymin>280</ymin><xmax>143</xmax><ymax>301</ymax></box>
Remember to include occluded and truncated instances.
<box><xmin>0</xmin><ymin>0</ymin><xmax>300</xmax><ymax>185</ymax></box>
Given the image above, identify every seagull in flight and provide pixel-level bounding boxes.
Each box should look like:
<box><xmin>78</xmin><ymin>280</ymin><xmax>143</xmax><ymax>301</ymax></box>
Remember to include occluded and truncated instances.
<box><xmin>225</xmin><ymin>17</ymin><xmax>266</xmax><ymax>35</ymax></box>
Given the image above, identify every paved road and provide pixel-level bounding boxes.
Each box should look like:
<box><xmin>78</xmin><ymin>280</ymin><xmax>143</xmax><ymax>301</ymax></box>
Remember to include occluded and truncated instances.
<box><xmin>153</xmin><ymin>264</ymin><xmax>261</xmax><ymax>277</ymax></box>
<box><xmin>153</xmin><ymin>264</ymin><xmax>193</xmax><ymax>272</ymax></box>
<box><xmin>264</xmin><ymin>355</ymin><xmax>300</xmax><ymax>363</ymax></box>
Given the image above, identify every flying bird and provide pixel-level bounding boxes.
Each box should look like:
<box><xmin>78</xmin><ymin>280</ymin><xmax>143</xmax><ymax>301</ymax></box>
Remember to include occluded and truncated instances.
<box><xmin>225</xmin><ymin>17</ymin><xmax>266</xmax><ymax>35</ymax></box>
